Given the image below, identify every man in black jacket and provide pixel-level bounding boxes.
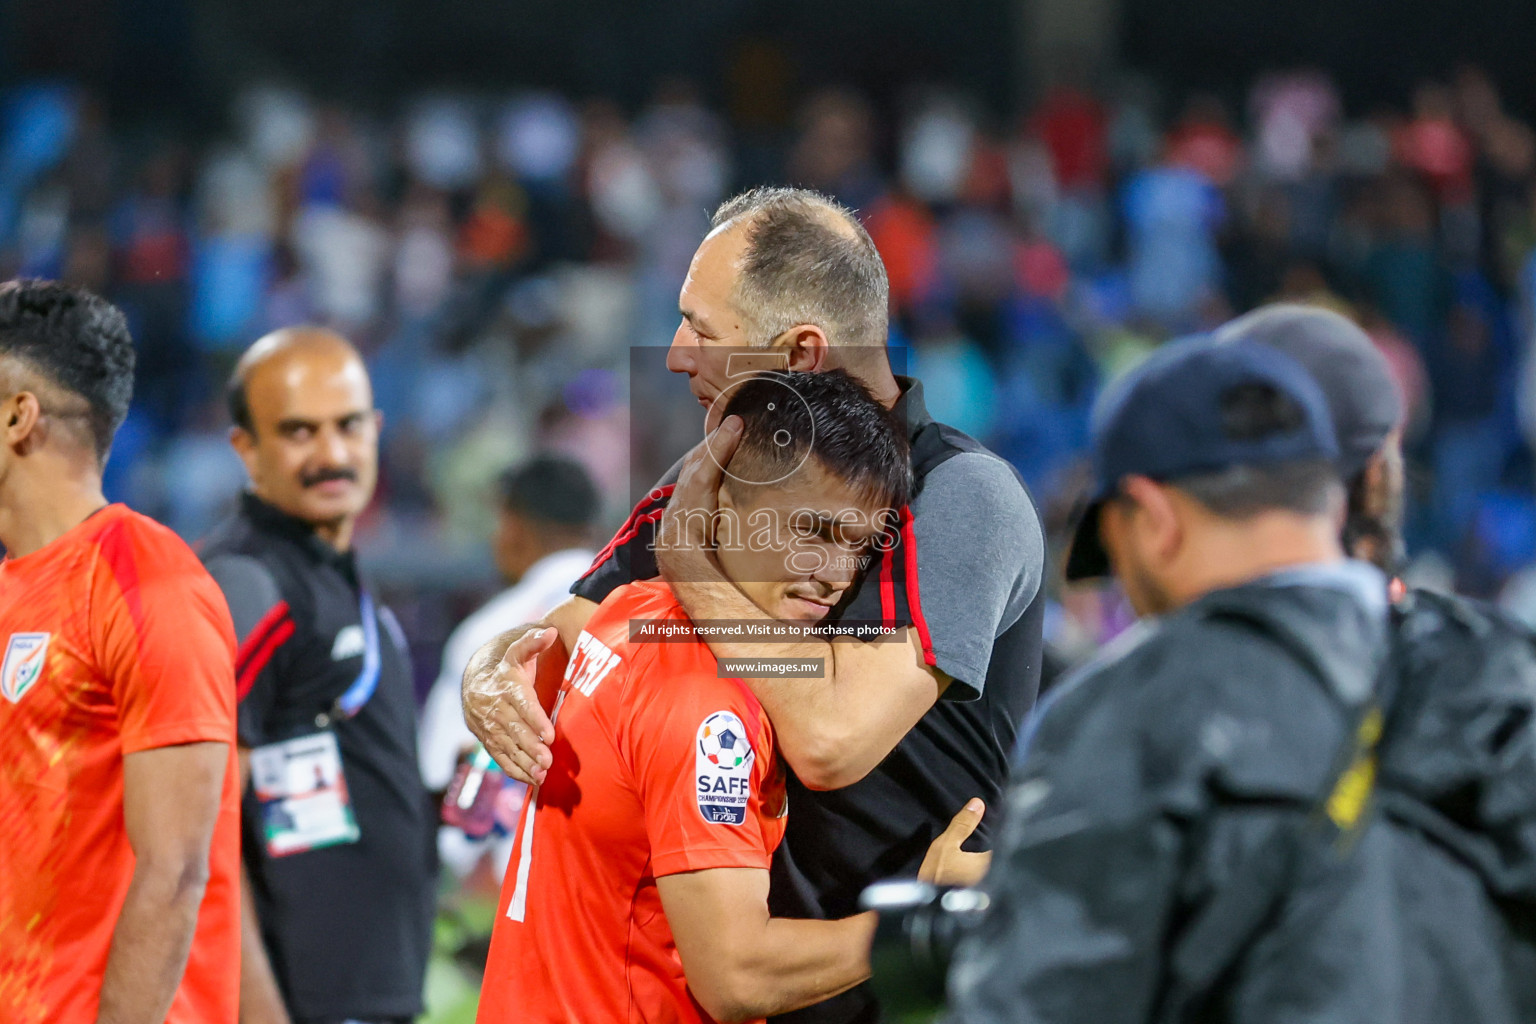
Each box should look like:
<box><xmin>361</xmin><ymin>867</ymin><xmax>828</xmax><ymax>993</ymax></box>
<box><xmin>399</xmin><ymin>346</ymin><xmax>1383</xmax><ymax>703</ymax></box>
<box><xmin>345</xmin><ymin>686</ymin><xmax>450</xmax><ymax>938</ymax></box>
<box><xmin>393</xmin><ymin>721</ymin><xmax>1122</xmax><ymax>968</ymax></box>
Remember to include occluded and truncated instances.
<box><xmin>1216</xmin><ymin>304</ymin><xmax>1536</xmax><ymax>1024</ymax></box>
<box><xmin>946</xmin><ymin>336</ymin><xmax>1403</xmax><ymax>1023</ymax></box>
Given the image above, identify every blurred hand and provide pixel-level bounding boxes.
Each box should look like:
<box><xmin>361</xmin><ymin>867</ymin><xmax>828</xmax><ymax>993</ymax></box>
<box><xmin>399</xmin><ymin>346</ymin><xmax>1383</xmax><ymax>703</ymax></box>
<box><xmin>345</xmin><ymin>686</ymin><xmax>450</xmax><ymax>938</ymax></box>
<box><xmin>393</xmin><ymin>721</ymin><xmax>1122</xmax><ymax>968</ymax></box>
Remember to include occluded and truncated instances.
<box><xmin>463</xmin><ymin>627</ymin><xmax>558</xmax><ymax>785</ymax></box>
<box><xmin>919</xmin><ymin>798</ymin><xmax>992</xmax><ymax>888</ymax></box>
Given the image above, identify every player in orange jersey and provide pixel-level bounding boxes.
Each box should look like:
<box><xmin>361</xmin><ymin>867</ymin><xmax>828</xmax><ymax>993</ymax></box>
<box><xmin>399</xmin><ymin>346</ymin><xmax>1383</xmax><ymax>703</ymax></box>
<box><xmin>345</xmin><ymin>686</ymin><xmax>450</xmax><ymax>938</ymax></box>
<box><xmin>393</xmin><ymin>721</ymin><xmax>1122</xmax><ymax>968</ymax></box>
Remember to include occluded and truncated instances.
<box><xmin>478</xmin><ymin>370</ymin><xmax>944</xmax><ymax>1023</ymax></box>
<box><xmin>0</xmin><ymin>281</ymin><xmax>241</xmax><ymax>1024</ymax></box>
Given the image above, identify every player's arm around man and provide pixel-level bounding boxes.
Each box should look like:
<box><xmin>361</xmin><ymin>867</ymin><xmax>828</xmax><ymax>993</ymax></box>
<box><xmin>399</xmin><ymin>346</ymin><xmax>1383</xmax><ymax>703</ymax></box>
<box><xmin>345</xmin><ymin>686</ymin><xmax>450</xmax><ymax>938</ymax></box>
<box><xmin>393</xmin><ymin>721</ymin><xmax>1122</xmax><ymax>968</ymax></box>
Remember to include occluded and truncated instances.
<box><xmin>660</xmin><ymin>866</ymin><xmax>876</xmax><ymax>1021</ymax></box>
<box><xmin>614</xmin><ymin>610</ymin><xmax>884</xmax><ymax>1021</ymax></box>
<box><xmin>476</xmin><ymin>606</ymin><xmax>914</xmax><ymax>1023</ymax></box>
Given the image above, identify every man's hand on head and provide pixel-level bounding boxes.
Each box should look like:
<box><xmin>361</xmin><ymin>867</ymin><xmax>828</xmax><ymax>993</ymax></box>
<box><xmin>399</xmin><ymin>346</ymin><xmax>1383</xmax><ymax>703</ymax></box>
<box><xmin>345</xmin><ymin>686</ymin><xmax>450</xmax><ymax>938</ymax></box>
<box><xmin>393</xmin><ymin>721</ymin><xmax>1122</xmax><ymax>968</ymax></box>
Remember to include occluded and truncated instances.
<box><xmin>656</xmin><ymin>416</ymin><xmax>743</xmax><ymax>581</ymax></box>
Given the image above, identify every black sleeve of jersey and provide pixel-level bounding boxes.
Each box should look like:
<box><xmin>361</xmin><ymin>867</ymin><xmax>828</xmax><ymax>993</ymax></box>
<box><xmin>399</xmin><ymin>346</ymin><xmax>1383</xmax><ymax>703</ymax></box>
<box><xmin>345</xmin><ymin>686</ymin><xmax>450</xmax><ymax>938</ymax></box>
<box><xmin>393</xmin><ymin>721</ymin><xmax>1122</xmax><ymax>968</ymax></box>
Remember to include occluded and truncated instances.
<box><xmin>570</xmin><ymin>516</ymin><xmax>662</xmax><ymax>604</ymax></box>
<box><xmin>570</xmin><ymin>473</ymin><xmax>678</xmax><ymax>605</ymax></box>
<box><xmin>204</xmin><ymin>552</ymin><xmax>291</xmax><ymax>748</ymax></box>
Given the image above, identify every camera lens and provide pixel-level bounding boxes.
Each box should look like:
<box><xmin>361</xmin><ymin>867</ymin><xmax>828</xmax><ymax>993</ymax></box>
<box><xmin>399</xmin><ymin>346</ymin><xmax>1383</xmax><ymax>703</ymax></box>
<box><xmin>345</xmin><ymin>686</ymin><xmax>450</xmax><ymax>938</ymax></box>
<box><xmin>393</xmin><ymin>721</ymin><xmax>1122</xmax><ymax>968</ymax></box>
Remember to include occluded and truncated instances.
<box><xmin>861</xmin><ymin>881</ymin><xmax>991</xmax><ymax>1017</ymax></box>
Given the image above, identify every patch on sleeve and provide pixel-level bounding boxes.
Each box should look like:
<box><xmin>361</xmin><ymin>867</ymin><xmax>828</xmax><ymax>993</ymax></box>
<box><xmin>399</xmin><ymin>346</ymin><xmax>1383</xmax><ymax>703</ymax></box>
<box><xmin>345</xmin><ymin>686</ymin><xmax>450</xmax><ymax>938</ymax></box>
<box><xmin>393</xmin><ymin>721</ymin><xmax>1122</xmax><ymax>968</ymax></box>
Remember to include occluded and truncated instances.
<box><xmin>696</xmin><ymin>710</ymin><xmax>756</xmax><ymax>825</ymax></box>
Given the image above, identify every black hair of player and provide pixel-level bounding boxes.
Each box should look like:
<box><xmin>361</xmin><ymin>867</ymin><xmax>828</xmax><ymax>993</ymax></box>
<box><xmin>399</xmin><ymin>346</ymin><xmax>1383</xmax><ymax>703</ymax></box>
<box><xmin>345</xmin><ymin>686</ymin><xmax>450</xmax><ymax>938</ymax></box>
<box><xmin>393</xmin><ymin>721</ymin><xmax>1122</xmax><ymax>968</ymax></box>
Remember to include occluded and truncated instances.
<box><xmin>0</xmin><ymin>279</ymin><xmax>135</xmax><ymax>463</ymax></box>
<box><xmin>500</xmin><ymin>455</ymin><xmax>601</xmax><ymax>529</ymax></box>
<box><xmin>720</xmin><ymin>369</ymin><xmax>911</xmax><ymax>510</ymax></box>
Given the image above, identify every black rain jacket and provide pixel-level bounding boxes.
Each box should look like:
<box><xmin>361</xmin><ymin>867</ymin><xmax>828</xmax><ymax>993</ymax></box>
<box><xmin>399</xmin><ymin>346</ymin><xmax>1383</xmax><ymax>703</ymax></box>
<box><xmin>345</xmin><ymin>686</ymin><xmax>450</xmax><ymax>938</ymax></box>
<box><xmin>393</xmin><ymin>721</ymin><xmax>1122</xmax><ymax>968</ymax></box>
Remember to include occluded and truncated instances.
<box><xmin>947</xmin><ymin>577</ymin><xmax>1402</xmax><ymax>1024</ymax></box>
<box><xmin>1377</xmin><ymin>589</ymin><xmax>1536</xmax><ymax>1024</ymax></box>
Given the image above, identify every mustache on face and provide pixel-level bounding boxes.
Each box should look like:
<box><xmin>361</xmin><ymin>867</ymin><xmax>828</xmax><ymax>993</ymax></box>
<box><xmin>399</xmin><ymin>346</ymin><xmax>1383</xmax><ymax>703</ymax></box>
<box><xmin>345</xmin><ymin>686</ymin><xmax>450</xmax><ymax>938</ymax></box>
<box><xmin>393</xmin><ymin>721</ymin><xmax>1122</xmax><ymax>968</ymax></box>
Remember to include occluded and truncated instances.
<box><xmin>300</xmin><ymin>467</ymin><xmax>359</xmax><ymax>488</ymax></box>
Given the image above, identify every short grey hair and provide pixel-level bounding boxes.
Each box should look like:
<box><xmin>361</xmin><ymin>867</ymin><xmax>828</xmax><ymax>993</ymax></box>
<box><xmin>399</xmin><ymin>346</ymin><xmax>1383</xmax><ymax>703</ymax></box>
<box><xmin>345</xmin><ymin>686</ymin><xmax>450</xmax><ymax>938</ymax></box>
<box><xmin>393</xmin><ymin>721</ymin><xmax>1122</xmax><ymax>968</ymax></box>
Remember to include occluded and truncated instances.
<box><xmin>1173</xmin><ymin>459</ymin><xmax>1343</xmax><ymax>519</ymax></box>
<box><xmin>710</xmin><ymin>187</ymin><xmax>889</xmax><ymax>349</ymax></box>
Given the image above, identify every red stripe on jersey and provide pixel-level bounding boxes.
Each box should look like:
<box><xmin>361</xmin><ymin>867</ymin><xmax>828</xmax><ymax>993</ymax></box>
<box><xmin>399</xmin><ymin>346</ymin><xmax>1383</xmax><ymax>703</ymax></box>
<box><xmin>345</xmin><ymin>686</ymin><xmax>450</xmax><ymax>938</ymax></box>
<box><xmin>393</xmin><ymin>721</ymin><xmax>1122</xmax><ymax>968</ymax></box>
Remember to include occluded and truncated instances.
<box><xmin>900</xmin><ymin>508</ymin><xmax>936</xmax><ymax>668</ymax></box>
<box><xmin>878</xmin><ymin>540</ymin><xmax>896</xmax><ymax>627</ymax></box>
<box><xmin>99</xmin><ymin>522</ymin><xmax>146</xmax><ymax>639</ymax></box>
<box><xmin>589</xmin><ymin>509</ymin><xmax>667</xmax><ymax>574</ymax></box>
<box><xmin>584</xmin><ymin>485</ymin><xmax>677</xmax><ymax>575</ymax></box>
<box><xmin>236</xmin><ymin>613</ymin><xmax>294</xmax><ymax>702</ymax></box>
<box><xmin>236</xmin><ymin>601</ymin><xmax>292</xmax><ymax>676</ymax></box>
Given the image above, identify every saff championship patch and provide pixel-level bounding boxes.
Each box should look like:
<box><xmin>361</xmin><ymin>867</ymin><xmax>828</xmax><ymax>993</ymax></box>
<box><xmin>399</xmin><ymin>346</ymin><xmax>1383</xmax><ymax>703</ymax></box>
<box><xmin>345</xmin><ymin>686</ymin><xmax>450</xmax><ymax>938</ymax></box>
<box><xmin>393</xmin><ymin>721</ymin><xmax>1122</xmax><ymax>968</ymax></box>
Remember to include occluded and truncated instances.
<box><xmin>696</xmin><ymin>710</ymin><xmax>755</xmax><ymax>825</ymax></box>
<box><xmin>1</xmin><ymin>633</ymin><xmax>50</xmax><ymax>704</ymax></box>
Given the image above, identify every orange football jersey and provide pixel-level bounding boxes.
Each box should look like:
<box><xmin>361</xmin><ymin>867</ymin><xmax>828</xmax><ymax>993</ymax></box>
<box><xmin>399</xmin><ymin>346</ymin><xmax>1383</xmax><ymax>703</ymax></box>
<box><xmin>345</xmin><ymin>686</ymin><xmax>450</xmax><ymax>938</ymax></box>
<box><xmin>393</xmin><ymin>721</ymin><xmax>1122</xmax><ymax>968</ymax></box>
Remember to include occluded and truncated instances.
<box><xmin>0</xmin><ymin>505</ymin><xmax>241</xmax><ymax>1024</ymax></box>
<box><xmin>478</xmin><ymin>580</ymin><xmax>787</xmax><ymax>1024</ymax></box>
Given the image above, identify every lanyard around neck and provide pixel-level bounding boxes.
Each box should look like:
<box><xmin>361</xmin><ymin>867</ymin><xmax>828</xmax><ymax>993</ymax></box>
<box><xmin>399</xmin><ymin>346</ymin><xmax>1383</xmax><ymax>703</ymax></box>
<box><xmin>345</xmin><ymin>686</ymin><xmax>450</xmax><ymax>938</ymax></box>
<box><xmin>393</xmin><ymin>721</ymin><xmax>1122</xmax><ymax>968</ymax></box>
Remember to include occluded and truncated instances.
<box><xmin>314</xmin><ymin>590</ymin><xmax>382</xmax><ymax>730</ymax></box>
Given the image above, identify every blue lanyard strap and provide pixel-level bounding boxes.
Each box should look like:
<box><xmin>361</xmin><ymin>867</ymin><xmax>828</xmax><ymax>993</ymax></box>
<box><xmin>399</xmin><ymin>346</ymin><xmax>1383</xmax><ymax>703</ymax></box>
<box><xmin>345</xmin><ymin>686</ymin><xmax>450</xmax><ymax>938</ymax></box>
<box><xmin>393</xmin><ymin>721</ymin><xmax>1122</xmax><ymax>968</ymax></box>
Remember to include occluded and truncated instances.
<box><xmin>317</xmin><ymin>591</ymin><xmax>382</xmax><ymax>728</ymax></box>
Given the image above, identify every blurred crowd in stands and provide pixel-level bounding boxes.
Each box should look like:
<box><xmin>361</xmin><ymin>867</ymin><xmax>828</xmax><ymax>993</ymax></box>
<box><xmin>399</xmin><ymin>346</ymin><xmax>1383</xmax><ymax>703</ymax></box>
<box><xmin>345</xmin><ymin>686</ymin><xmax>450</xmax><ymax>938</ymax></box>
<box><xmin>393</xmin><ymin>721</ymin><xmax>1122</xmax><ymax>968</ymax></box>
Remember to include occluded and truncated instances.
<box><xmin>5</xmin><ymin>65</ymin><xmax>1536</xmax><ymax>673</ymax></box>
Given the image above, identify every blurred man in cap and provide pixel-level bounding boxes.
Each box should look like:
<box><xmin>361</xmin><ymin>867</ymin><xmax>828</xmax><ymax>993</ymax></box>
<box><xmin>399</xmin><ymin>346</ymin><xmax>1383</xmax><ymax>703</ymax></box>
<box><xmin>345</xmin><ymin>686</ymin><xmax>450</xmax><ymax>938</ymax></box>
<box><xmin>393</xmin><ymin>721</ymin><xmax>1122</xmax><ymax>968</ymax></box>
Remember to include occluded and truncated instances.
<box><xmin>1216</xmin><ymin>303</ymin><xmax>1536</xmax><ymax>1023</ymax></box>
<box><xmin>1213</xmin><ymin>304</ymin><xmax>1407</xmax><ymax>574</ymax></box>
<box><xmin>946</xmin><ymin>337</ymin><xmax>1401</xmax><ymax>1023</ymax></box>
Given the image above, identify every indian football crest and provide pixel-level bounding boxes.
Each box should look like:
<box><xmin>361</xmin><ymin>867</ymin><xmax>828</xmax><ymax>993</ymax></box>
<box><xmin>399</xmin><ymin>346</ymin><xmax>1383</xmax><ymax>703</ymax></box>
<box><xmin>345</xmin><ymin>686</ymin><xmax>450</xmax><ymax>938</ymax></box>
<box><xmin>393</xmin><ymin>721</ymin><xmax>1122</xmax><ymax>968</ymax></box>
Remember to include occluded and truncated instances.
<box><xmin>1</xmin><ymin>632</ymin><xmax>50</xmax><ymax>704</ymax></box>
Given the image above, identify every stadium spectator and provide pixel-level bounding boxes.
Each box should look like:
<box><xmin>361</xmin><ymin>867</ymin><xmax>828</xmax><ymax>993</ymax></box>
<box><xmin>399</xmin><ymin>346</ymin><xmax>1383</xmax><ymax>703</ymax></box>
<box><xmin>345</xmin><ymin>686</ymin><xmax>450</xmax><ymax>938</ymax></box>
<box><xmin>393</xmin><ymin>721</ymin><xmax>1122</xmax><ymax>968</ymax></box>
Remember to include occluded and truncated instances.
<box><xmin>0</xmin><ymin>279</ymin><xmax>241</xmax><ymax>1024</ymax></box>
<box><xmin>200</xmin><ymin>327</ymin><xmax>436</xmax><ymax>1024</ymax></box>
<box><xmin>948</xmin><ymin>339</ymin><xmax>1400</xmax><ymax>1023</ymax></box>
<box><xmin>462</xmin><ymin>186</ymin><xmax>1047</xmax><ymax>1023</ymax></box>
<box><xmin>417</xmin><ymin>454</ymin><xmax>599</xmax><ymax>879</ymax></box>
<box><xmin>12</xmin><ymin>67</ymin><xmax>1536</xmax><ymax>630</ymax></box>
<box><xmin>1122</xmin><ymin>143</ymin><xmax>1225</xmax><ymax>329</ymax></box>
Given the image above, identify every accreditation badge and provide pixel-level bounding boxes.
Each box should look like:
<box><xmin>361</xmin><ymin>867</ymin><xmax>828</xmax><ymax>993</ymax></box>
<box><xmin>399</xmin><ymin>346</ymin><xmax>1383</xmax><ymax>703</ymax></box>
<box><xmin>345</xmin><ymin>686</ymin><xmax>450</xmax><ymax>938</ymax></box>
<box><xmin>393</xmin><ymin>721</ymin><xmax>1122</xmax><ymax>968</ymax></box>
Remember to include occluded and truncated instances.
<box><xmin>249</xmin><ymin>731</ymin><xmax>361</xmax><ymax>856</ymax></box>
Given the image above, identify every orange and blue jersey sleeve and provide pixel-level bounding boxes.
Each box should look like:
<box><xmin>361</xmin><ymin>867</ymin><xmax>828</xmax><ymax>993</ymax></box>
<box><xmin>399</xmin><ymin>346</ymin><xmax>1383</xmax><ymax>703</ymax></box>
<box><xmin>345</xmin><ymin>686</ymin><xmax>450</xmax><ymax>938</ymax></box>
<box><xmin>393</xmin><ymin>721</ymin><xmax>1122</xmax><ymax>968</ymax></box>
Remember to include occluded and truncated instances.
<box><xmin>91</xmin><ymin>516</ymin><xmax>238</xmax><ymax>754</ymax></box>
<box><xmin>626</xmin><ymin>659</ymin><xmax>783</xmax><ymax>879</ymax></box>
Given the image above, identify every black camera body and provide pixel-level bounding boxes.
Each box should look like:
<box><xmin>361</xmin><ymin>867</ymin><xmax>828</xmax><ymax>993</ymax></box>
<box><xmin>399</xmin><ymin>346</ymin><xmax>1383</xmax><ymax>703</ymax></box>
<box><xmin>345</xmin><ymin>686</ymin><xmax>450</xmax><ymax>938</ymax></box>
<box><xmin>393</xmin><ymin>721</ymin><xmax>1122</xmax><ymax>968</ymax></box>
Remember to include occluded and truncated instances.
<box><xmin>860</xmin><ymin>880</ymin><xmax>991</xmax><ymax>1020</ymax></box>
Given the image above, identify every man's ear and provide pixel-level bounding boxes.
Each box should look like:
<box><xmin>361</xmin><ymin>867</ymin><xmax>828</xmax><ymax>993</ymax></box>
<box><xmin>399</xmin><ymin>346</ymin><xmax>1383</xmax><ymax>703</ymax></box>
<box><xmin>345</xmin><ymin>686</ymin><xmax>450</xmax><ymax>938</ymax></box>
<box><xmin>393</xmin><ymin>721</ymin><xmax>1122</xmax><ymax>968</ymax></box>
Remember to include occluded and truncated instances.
<box><xmin>717</xmin><ymin>478</ymin><xmax>739</xmax><ymax>514</ymax></box>
<box><xmin>1120</xmin><ymin>475</ymin><xmax>1182</xmax><ymax>563</ymax></box>
<box><xmin>4</xmin><ymin>391</ymin><xmax>43</xmax><ymax>453</ymax></box>
<box><xmin>777</xmin><ymin>324</ymin><xmax>832</xmax><ymax>373</ymax></box>
<box><xmin>229</xmin><ymin>425</ymin><xmax>261</xmax><ymax>481</ymax></box>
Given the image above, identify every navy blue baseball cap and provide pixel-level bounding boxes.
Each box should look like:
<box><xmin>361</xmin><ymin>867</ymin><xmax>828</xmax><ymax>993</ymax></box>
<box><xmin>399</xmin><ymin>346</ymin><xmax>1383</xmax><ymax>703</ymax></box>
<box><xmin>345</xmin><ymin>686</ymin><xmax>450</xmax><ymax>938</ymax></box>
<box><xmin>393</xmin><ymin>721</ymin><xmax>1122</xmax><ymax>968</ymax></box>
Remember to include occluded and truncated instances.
<box><xmin>1064</xmin><ymin>336</ymin><xmax>1340</xmax><ymax>581</ymax></box>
